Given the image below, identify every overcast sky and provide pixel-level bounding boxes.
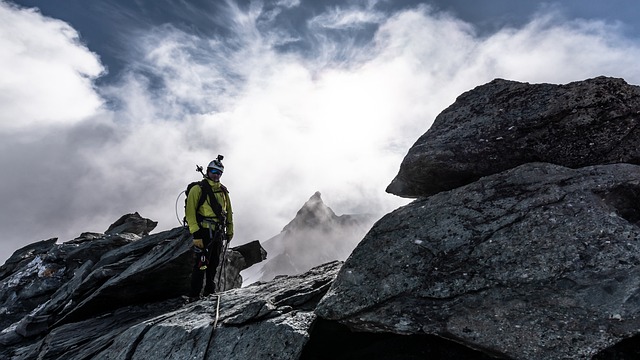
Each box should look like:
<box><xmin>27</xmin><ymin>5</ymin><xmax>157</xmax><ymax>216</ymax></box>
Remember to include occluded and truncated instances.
<box><xmin>2</xmin><ymin>0</ymin><xmax>640</xmax><ymax>263</ymax></box>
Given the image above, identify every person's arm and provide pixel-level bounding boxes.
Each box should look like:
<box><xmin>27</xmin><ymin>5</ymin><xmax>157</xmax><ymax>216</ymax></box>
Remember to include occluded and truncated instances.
<box><xmin>225</xmin><ymin>192</ymin><xmax>233</xmax><ymax>240</ymax></box>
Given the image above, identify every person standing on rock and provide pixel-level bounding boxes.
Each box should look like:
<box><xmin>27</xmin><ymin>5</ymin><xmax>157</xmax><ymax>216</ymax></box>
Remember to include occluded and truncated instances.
<box><xmin>185</xmin><ymin>155</ymin><xmax>234</xmax><ymax>299</ymax></box>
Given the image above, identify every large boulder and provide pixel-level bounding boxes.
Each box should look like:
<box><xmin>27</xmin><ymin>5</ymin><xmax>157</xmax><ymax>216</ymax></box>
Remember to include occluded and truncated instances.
<box><xmin>387</xmin><ymin>76</ymin><xmax>640</xmax><ymax>197</ymax></box>
<box><xmin>105</xmin><ymin>212</ymin><xmax>158</xmax><ymax>236</ymax></box>
<box><xmin>318</xmin><ymin>162</ymin><xmax>640</xmax><ymax>359</ymax></box>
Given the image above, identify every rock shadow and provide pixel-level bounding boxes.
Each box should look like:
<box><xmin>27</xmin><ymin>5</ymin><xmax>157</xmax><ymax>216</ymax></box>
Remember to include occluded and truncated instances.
<box><xmin>300</xmin><ymin>318</ymin><xmax>508</xmax><ymax>360</ymax></box>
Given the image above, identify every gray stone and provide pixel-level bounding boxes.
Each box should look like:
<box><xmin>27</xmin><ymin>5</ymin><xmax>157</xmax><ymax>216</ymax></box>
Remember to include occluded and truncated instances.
<box><xmin>11</xmin><ymin>261</ymin><xmax>340</xmax><ymax>360</ymax></box>
<box><xmin>0</xmin><ymin>215</ymin><xmax>267</xmax><ymax>356</ymax></box>
<box><xmin>105</xmin><ymin>212</ymin><xmax>158</xmax><ymax>236</ymax></box>
<box><xmin>0</xmin><ymin>238</ymin><xmax>57</xmax><ymax>282</ymax></box>
<box><xmin>387</xmin><ymin>76</ymin><xmax>640</xmax><ymax>197</ymax></box>
<box><xmin>318</xmin><ymin>162</ymin><xmax>640</xmax><ymax>359</ymax></box>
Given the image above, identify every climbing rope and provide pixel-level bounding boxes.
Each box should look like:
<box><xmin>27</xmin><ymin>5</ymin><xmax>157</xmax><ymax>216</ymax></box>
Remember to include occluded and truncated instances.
<box><xmin>175</xmin><ymin>190</ymin><xmax>186</xmax><ymax>225</ymax></box>
<box><xmin>215</xmin><ymin>238</ymin><xmax>231</xmax><ymax>293</ymax></box>
<box><xmin>204</xmin><ymin>294</ymin><xmax>223</xmax><ymax>359</ymax></box>
<box><xmin>213</xmin><ymin>294</ymin><xmax>221</xmax><ymax>328</ymax></box>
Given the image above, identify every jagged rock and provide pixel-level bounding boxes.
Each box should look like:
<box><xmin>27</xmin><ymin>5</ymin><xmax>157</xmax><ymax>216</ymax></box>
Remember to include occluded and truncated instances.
<box><xmin>105</xmin><ymin>212</ymin><xmax>158</xmax><ymax>236</ymax></box>
<box><xmin>9</xmin><ymin>261</ymin><xmax>340</xmax><ymax>360</ymax></box>
<box><xmin>0</xmin><ymin>238</ymin><xmax>57</xmax><ymax>281</ymax></box>
<box><xmin>0</xmin><ymin>215</ymin><xmax>266</xmax><ymax>354</ymax></box>
<box><xmin>387</xmin><ymin>76</ymin><xmax>640</xmax><ymax>197</ymax></box>
<box><xmin>244</xmin><ymin>192</ymin><xmax>374</xmax><ymax>283</ymax></box>
<box><xmin>216</xmin><ymin>241</ymin><xmax>267</xmax><ymax>291</ymax></box>
<box><xmin>318</xmin><ymin>162</ymin><xmax>640</xmax><ymax>359</ymax></box>
<box><xmin>0</xmin><ymin>234</ymin><xmax>133</xmax><ymax>334</ymax></box>
<box><xmin>233</xmin><ymin>240</ymin><xmax>267</xmax><ymax>269</ymax></box>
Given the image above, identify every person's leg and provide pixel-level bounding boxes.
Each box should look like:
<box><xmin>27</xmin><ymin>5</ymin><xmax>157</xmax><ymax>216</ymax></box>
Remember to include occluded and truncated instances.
<box><xmin>189</xmin><ymin>251</ymin><xmax>205</xmax><ymax>298</ymax></box>
<box><xmin>203</xmin><ymin>232</ymin><xmax>223</xmax><ymax>295</ymax></box>
<box><xmin>190</xmin><ymin>228</ymin><xmax>214</xmax><ymax>298</ymax></box>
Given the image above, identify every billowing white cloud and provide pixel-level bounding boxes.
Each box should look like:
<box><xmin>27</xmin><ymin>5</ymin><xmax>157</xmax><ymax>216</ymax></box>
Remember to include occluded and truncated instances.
<box><xmin>0</xmin><ymin>1</ymin><xmax>104</xmax><ymax>131</ymax></box>
<box><xmin>2</xmin><ymin>0</ymin><xmax>640</xmax><ymax>264</ymax></box>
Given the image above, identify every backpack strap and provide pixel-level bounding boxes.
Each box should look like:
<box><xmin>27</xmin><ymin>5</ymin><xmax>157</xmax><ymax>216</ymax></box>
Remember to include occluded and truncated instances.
<box><xmin>198</xmin><ymin>180</ymin><xmax>226</xmax><ymax>223</ymax></box>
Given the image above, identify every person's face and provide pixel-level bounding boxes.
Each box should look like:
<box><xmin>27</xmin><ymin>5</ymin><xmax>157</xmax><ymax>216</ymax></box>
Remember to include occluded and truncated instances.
<box><xmin>208</xmin><ymin>168</ymin><xmax>222</xmax><ymax>181</ymax></box>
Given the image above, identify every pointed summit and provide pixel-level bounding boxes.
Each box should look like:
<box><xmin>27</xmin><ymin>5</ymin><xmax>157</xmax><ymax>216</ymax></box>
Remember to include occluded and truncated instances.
<box><xmin>283</xmin><ymin>192</ymin><xmax>337</xmax><ymax>232</ymax></box>
<box><xmin>242</xmin><ymin>192</ymin><xmax>376</xmax><ymax>284</ymax></box>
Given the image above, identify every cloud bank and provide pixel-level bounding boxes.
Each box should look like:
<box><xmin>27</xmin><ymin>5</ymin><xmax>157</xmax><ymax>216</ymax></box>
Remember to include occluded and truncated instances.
<box><xmin>0</xmin><ymin>2</ymin><xmax>104</xmax><ymax>130</ymax></box>
<box><xmin>2</xmin><ymin>0</ymin><xmax>640</xmax><ymax>262</ymax></box>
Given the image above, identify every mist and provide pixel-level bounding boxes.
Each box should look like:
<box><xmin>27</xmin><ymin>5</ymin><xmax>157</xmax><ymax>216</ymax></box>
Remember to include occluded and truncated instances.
<box><xmin>2</xmin><ymin>0</ymin><xmax>640</xmax><ymax>263</ymax></box>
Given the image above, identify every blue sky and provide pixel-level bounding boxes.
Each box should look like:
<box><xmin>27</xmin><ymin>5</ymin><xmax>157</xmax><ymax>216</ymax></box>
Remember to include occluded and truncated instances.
<box><xmin>1</xmin><ymin>0</ymin><xmax>640</xmax><ymax>262</ymax></box>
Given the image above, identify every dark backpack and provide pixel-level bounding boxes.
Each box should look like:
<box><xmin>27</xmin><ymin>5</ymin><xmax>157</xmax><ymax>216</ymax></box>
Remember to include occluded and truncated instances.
<box><xmin>184</xmin><ymin>179</ymin><xmax>227</xmax><ymax>227</ymax></box>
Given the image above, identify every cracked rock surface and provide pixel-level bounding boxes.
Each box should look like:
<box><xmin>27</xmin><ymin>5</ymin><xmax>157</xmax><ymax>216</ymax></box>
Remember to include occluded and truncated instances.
<box><xmin>318</xmin><ymin>162</ymin><xmax>640</xmax><ymax>359</ymax></box>
<box><xmin>14</xmin><ymin>261</ymin><xmax>339</xmax><ymax>360</ymax></box>
<box><xmin>0</xmin><ymin>214</ymin><xmax>268</xmax><ymax>359</ymax></box>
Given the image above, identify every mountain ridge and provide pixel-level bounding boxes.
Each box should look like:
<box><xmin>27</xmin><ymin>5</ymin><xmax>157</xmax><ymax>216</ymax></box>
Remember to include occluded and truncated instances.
<box><xmin>242</xmin><ymin>191</ymin><xmax>375</xmax><ymax>284</ymax></box>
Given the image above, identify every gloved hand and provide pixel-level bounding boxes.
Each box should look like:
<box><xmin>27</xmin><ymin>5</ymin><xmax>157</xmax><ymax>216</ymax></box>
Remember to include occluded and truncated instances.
<box><xmin>226</xmin><ymin>233</ymin><xmax>233</xmax><ymax>241</ymax></box>
<box><xmin>192</xmin><ymin>229</ymin><xmax>206</xmax><ymax>249</ymax></box>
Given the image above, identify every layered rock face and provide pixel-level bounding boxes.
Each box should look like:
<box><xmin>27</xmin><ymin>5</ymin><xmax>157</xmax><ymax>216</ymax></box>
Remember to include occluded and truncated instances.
<box><xmin>319</xmin><ymin>163</ymin><xmax>640</xmax><ymax>359</ymax></box>
<box><xmin>317</xmin><ymin>77</ymin><xmax>640</xmax><ymax>359</ymax></box>
<box><xmin>0</xmin><ymin>213</ymin><xmax>266</xmax><ymax>358</ymax></box>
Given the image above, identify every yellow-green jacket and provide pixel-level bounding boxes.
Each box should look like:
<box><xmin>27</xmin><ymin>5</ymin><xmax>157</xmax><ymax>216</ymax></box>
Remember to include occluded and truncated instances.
<box><xmin>185</xmin><ymin>179</ymin><xmax>233</xmax><ymax>237</ymax></box>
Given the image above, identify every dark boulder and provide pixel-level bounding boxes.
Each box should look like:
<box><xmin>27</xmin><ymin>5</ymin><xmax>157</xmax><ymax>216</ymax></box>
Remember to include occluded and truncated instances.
<box><xmin>387</xmin><ymin>76</ymin><xmax>640</xmax><ymax>197</ymax></box>
<box><xmin>319</xmin><ymin>162</ymin><xmax>640</xmax><ymax>359</ymax></box>
<box><xmin>105</xmin><ymin>212</ymin><xmax>158</xmax><ymax>236</ymax></box>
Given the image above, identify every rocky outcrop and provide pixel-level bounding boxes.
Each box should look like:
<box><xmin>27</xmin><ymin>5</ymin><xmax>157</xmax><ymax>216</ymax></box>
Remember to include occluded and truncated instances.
<box><xmin>9</xmin><ymin>261</ymin><xmax>339</xmax><ymax>360</ymax></box>
<box><xmin>243</xmin><ymin>192</ymin><xmax>374</xmax><ymax>283</ymax></box>
<box><xmin>387</xmin><ymin>76</ymin><xmax>640</xmax><ymax>197</ymax></box>
<box><xmin>313</xmin><ymin>77</ymin><xmax>640</xmax><ymax>359</ymax></box>
<box><xmin>318</xmin><ymin>162</ymin><xmax>640</xmax><ymax>359</ymax></box>
<box><xmin>105</xmin><ymin>212</ymin><xmax>158</xmax><ymax>236</ymax></box>
<box><xmin>0</xmin><ymin>213</ymin><xmax>266</xmax><ymax>357</ymax></box>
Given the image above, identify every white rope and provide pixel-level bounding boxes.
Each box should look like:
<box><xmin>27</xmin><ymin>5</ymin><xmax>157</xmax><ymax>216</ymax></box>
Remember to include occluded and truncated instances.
<box><xmin>204</xmin><ymin>294</ymin><xmax>223</xmax><ymax>359</ymax></box>
<box><xmin>175</xmin><ymin>190</ymin><xmax>186</xmax><ymax>225</ymax></box>
<box><xmin>213</xmin><ymin>294</ymin><xmax>221</xmax><ymax>328</ymax></box>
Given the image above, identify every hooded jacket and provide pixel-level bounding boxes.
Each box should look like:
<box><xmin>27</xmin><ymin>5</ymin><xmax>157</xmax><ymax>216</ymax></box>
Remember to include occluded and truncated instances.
<box><xmin>185</xmin><ymin>178</ymin><xmax>233</xmax><ymax>237</ymax></box>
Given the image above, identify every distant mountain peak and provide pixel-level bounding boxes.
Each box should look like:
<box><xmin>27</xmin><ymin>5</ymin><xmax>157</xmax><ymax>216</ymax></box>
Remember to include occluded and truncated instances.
<box><xmin>243</xmin><ymin>192</ymin><xmax>376</xmax><ymax>284</ymax></box>
<box><xmin>282</xmin><ymin>191</ymin><xmax>337</xmax><ymax>232</ymax></box>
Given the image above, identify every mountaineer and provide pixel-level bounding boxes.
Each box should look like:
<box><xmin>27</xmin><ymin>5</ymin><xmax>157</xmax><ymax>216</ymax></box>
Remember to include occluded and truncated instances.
<box><xmin>185</xmin><ymin>155</ymin><xmax>233</xmax><ymax>299</ymax></box>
